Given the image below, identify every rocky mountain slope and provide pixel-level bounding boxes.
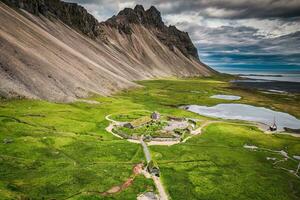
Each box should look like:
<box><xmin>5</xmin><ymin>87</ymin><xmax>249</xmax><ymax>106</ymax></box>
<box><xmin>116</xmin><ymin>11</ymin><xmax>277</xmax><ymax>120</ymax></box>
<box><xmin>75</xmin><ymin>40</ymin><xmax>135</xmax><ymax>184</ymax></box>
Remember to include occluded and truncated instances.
<box><xmin>0</xmin><ymin>0</ymin><xmax>215</xmax><ymax>102</ymax></box>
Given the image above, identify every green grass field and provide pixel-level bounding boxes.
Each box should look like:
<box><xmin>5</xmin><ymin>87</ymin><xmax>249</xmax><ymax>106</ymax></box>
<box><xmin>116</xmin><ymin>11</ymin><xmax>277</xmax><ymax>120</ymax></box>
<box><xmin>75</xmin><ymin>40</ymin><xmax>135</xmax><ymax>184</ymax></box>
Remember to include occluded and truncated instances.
<box><xmin>150</xmin><ymin>123</ymin><xmax>300</xmax><ymax>200</ymax></box>
<box><xmin>1</xmin><ymin>75</ymin><xmax>300</xmax><ymax>199</ymax></box>
<box><xmin>0</xmin><ymin>99</ymin><xmax>155</xmax><ymax>199</ymax></box>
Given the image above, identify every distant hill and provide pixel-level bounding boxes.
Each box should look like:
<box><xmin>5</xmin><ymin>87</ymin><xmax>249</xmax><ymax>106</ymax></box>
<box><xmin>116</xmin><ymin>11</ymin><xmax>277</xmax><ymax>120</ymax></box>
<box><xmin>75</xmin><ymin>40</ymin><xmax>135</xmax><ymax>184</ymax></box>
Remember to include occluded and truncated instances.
<box><xmin>0</xmin><ymin>0</ymin><xmax>215</xmax><ymax>102</ymax></box>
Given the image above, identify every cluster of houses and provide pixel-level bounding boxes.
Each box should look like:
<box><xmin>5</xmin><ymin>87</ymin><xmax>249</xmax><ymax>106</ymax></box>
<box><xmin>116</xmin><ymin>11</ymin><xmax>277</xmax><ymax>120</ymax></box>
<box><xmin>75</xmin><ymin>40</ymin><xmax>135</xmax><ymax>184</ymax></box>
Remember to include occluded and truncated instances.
<box><xmin>118</xmin><ymin>111</ymin><xmax>197</xmax><ymax>141</ymax></box>
<box><xmin>113</xmin><ymin>111</ymin><xmax>199</xmax><ymax>177</ymax></box>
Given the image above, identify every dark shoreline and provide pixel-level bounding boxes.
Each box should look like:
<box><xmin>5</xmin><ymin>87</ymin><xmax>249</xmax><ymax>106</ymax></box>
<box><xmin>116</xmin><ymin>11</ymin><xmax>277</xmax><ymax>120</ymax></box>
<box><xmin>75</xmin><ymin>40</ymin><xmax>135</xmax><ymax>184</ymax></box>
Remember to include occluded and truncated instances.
<box><xmin>236</xmin><ymin>74</ymin><xmax>283</xmax><ymax>77</ymax></box>
<box><xmin>231</xmin><ymin>78</ymin><xmax>300</xmax><ymax>93</ymax></box>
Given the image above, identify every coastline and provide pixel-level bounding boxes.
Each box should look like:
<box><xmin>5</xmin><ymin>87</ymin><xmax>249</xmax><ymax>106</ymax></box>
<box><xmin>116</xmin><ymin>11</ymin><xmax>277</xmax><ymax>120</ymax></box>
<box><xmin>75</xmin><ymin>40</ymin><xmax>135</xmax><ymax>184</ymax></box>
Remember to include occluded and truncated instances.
<box><xmin>231</xmin><ymin>79</ymin><xmax>300</xmax><ymax>93</ymax></box>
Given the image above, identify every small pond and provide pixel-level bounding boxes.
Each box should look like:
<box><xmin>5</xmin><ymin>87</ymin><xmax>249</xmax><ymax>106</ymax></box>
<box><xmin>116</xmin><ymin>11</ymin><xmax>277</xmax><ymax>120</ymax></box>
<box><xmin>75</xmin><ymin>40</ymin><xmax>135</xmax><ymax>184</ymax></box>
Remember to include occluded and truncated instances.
<box><xmin>184</xmin><ymin>104</ymin><xmax>300</xmax><ymax>131</ymax></box>
<box><xmin>210</xmin><ymin>95</ymin><xmax>241</xmax><ymax>100</ymax></box>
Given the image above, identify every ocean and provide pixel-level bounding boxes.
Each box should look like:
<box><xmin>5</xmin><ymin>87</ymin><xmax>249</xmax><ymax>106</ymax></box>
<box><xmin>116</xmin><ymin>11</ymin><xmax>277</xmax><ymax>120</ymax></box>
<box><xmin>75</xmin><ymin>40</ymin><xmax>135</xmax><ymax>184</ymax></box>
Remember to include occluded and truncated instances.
<box><xmin>212</xmin><ymin>66</ymin><xmax>300</xmax><ymax>83</ymax></box>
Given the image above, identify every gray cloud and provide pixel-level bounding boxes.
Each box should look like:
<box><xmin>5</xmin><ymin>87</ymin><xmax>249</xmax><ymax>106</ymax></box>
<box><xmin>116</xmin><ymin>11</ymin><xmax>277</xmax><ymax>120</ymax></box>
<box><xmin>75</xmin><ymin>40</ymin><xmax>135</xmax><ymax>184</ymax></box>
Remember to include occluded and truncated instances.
<box><xmin>65</xmin><ymin>0</ymin><xmax>300</xmax><ymax>19</ymax></box>
<box><xmin>64</xmin><ymin>0</ymin><xmax>300</xmax><ymax>73</ymax></box>
<box><xmin>155</xmin><ymin>0</ymin><xmax>300</xmax><ymax>19</ymax></box>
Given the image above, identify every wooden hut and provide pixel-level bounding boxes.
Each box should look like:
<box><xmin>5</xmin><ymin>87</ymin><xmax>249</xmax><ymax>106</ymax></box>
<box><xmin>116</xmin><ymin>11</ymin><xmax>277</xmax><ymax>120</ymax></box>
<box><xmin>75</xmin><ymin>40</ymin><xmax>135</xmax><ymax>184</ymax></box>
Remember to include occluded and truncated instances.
<box><xmin>269</xmin><ymin>117</ymin><xmax>277</xmax><ymax>131</ymax></box>
<box><xmin>123</xmin><ymin>123</ymin><xmax>134</xmax><ymax>129</ymax></box>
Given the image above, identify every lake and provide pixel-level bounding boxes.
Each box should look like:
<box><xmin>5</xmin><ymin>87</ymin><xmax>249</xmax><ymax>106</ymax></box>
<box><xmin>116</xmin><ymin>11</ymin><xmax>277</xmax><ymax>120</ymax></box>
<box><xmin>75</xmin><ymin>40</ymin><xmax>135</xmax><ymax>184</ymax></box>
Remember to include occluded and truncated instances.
<box><xmin>185</xmin><ymin>104</ymin><xmax>300</xmax><ymax>131</ymax></box>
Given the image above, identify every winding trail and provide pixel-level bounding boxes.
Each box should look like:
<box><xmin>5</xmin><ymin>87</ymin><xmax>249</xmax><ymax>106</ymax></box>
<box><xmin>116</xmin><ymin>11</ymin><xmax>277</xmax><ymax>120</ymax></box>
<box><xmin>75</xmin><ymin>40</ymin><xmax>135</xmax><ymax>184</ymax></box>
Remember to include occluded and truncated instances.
<box><xmin>180</xmin><ymin>120</ymin><xmax>219</xmax><ymax>143</ymax></box>
<box><xmin>101</xmin><ymin>163</ymin><xmax>144</xmax><ymax>196</ymax></box>
<box><xmin>152</xmin><ymin>176</ymin><xmax>169</xmax><ymax>200</ymax></box>
<box><xmin>244</xmin><ymin>144</ymin><xmax>300</xmax><ymax>178</ymax></box>
<box><xmin>140</xmin><ymin>137</ymin><xmax>151</xmax><ymax>163</ymax></box>
<box><xmin>105</xmin><ymin>114</ymin><xmax>125</xmax><ymax>139</ymax></box>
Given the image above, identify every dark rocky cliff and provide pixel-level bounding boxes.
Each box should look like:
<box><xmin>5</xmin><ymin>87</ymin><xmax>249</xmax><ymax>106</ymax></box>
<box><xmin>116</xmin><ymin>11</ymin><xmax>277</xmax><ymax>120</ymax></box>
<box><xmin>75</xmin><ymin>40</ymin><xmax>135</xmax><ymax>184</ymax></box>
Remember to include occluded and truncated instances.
<box><xmin>2</xmin><ymin>0</ymin><xmax>199</xmax><ymax>60</ymax></box>
<box><xmin>1</xmin><ymin>0</ymin><xmax>104</xmax><ymax>39</ymax></box>
<box><xmin>103</xmin><ymin>5</ymin><xmax>199</xmax><ymax>60</ymax></box>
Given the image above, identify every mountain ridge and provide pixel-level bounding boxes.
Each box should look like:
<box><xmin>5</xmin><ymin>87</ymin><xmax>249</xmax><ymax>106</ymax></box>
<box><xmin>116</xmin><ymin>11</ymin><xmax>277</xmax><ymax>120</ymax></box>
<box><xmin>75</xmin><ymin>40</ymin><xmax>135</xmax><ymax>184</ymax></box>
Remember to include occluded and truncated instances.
<box><xmin>0</xmin><ymin>0</ymin><xmax>215</xmax><ymax>102</ymax></box>
<box><xmin>1</xmin><ymin>0</ymin><xmax>105</xmax><ymax>39</ymax></box>
<box><xmin>2</xmin><ymin>1</ymin><xmax>200</xmax><ymax>60</ymax></box>
<box><xmin>103</xmin><ymin>5</ymin><xmax>199</xmax><ymax>60</ymax></box>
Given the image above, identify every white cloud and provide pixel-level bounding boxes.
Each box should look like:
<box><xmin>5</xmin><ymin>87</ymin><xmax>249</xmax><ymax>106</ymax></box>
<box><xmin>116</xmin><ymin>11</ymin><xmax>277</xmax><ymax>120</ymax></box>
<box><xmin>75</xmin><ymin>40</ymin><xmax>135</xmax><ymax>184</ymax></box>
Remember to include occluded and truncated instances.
<box><xmin>236</xmin><ymin>18</ymin><xmax>300</xmax><ymax>38</ymax></box>
<box><xmin>118</xmin><ymin>1</ymin><xmax>136</xmax><ymax>10</ymax></box>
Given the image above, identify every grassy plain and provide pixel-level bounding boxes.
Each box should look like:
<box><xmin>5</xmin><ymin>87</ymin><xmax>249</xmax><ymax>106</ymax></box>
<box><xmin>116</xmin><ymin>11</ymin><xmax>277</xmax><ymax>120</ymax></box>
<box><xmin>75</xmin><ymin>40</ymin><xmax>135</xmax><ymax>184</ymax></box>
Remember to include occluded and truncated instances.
<box><xmin>150</xmin><ymin>123</ymin><xmax>300</xmax><ymax>200</ymax></box>
<box><xmin>1</xmin><ymin>75</ymin><xmax>300</xmax><ymax>199</ymax></box>
<box><xmin>0</xmin><ymin>99</ymin><xmax>155</xmax><ymax>199</ymax></box>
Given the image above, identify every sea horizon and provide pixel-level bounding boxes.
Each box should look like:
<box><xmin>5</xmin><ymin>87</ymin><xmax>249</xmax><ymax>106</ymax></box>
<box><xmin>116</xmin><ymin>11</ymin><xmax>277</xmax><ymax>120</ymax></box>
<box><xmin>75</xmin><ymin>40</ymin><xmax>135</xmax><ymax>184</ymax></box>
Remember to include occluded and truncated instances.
<box><xmin>211</xmin><ymin>66</ymin><xmax>300</xmax><ymax>82</ymax></box>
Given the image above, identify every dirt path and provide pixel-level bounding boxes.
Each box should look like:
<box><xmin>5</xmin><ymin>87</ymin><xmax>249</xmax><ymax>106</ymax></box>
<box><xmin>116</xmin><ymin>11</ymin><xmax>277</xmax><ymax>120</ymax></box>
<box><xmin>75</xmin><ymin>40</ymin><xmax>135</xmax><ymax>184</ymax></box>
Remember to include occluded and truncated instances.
<box><xmin>105</xmin><ymin>114</ymin><xmax>124</xmax><ymax>139</ymax></box>
<box><xmin>244</xmin><ymin>144</ymin><xmax>300</xmax><ymax>178</ymax></box>
<box><xmin>191</xmin><ymin>121</ymin><xmax>218</xmax><ymax>135</ymax></box>
<box><xmin>101</xmin><ymin>163</ymin><xmax>144</xmax><ymax>195</ymax></box>
<box><xmin>152</xmin><ymin>176</ymin><xmax>169</xmax><ymax>200</ymax></box>
<box><xmin>147</xmin><ymin>140</ymin><xmax>180</xmax><ymax>146</ymax></box>
<box><xmin>140</xmin><ymin>137</ymin><xmax>151</xmax><ymax>163</ymax></box>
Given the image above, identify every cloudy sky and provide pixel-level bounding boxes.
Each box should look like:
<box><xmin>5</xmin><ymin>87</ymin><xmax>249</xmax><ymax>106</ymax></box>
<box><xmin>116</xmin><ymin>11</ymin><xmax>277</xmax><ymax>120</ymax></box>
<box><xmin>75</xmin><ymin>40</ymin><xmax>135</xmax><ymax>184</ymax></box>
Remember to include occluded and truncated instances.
<box><xmin>65</xmin><ymin>0</ymin><xmax>300</xmax><ymax>75</ymax></box>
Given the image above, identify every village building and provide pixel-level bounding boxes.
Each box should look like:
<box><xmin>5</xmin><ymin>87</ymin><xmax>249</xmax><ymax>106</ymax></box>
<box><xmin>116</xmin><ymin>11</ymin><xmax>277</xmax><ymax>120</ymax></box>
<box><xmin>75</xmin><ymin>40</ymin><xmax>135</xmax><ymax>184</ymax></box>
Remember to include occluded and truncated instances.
<box><xmin>123</xmin><ymin>123</ymin><xmax>134</xmax><ymax>129</ymax></box>
<box><xmin>151</xmin><ymin>111</ymin><xmax>160</xmax><ymax>120</ymax></box>
<box><xmin>167</xmin><ymin>116</ymin><xmax>185</xmax><ymax>122</ymax></box>
<box><xmin>147</xmin><ymin>160</ymin><xmax>160</xmax><ymax>177</ymax></box>
<box><xmin>188</xmin><ymin>119</ymin><xmax>197</xmax><ymax>126</ymax></box>
<box><xmin>123</xmin><ymin>116</ymin><xmax>152</xmax><ymax>129</ymax></box>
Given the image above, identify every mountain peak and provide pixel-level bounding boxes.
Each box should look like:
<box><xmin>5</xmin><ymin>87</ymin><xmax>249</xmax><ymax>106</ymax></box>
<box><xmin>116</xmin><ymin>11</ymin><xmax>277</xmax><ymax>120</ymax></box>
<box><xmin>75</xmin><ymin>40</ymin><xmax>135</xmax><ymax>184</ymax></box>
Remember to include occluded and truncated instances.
<box><xmin>147</xmin><ymin>6</ymin><xmax>160</xmax><ymax>16</ymax></box>
<box><xmin>134</xmin><ymin>5</ymin><xmax>145</xmax><ymax>12</ymax></box>
<box><xmin>111</xmin><ymin>5</ymin><xmax>163</xmax><ymax>27</ymax></box>
<box><xmin>3</xmin><ymin>0</ymin><xmax>200</xmax><ymax>60</ymax></box>
<box><xmin>104</xmin><ymin>5</ymin><xmax>199</xmax><ymax>60</ymax></box>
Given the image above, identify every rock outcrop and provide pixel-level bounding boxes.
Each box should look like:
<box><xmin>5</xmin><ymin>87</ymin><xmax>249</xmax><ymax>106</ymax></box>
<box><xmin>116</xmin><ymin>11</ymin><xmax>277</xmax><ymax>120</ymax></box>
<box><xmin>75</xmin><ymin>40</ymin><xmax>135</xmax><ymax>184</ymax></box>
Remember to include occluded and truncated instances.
<box><xmin>103</xmin><ymin>5</ymin><xmax>199</xmax><ymax>60</ymax></box>
<box><xmin>1</xmin><ymin>0</ymin><xmax>104</xmax><ymax>39</ymax></box>
<box><xmin>0</xmin><ymin>0</ymin><xmax>215</xmax><ymax>102</ymax></box>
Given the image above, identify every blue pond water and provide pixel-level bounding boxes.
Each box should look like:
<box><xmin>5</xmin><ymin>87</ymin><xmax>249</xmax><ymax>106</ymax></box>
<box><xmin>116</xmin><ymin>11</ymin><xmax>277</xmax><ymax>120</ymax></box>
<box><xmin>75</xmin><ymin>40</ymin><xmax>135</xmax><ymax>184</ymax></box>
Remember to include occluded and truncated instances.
<box><xmin>186</xmin><ymin>104</ymin><xmax>300</xmax><ymax>131</ymax></box>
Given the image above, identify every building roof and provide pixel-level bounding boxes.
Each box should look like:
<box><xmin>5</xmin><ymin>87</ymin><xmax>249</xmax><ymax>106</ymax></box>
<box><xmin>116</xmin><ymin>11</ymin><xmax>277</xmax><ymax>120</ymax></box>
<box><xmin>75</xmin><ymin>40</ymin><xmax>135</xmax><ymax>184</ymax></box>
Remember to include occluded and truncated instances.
<box><xmin>131</xmin><ymin>116</ymin><xmax>152</xmax><ymax>127</ymax></box>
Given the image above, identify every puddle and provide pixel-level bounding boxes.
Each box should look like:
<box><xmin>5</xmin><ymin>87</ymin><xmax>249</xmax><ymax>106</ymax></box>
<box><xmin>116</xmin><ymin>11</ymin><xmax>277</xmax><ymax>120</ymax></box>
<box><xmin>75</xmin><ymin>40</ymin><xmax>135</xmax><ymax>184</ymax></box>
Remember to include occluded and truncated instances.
<box><xmin>243</xmin><ymin>144</ymin><xmax>258</xmax><ymax>149</ymax></box>
<box><xmin>210</xmin><ymin>94</ymin><xmax>241</xmax><ymax>100</ymax></box>
<box><xmin>293</xmin><ymin>156</ymin><xmax>300</xmax><ymax>160</ymax></box>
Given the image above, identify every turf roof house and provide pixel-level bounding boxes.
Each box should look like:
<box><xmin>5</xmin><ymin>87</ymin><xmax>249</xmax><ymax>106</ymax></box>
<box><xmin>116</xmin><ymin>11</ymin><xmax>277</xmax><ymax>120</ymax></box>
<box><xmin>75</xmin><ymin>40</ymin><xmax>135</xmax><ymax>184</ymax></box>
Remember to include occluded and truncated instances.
<box><xmin>123</xmin><ymin>112</ymin><xmax>161</xmax><ymax>129</ymax></box>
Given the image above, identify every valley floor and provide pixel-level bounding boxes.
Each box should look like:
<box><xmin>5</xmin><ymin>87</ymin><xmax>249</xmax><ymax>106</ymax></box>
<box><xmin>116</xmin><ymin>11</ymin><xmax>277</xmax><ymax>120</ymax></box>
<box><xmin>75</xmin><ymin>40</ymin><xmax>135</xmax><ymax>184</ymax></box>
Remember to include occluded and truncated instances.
<box><xmin>0</xmin><ymin>75</ymin><xmax>300</xmax><ymax>199</ymax></box>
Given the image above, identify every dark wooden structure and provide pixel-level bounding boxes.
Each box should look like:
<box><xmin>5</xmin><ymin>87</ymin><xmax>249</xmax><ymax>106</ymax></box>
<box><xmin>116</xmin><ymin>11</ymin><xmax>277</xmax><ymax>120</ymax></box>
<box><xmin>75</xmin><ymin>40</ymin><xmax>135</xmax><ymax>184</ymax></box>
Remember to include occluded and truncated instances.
<box><xmin>269</xmin><ymin>117</ymin><xmax>277</xmax><ymax>131</ymax></box>
<box><xmin>147</xmin><ymin>160</ymin><xmax>160</xmax><ymax>177</ymax></box>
